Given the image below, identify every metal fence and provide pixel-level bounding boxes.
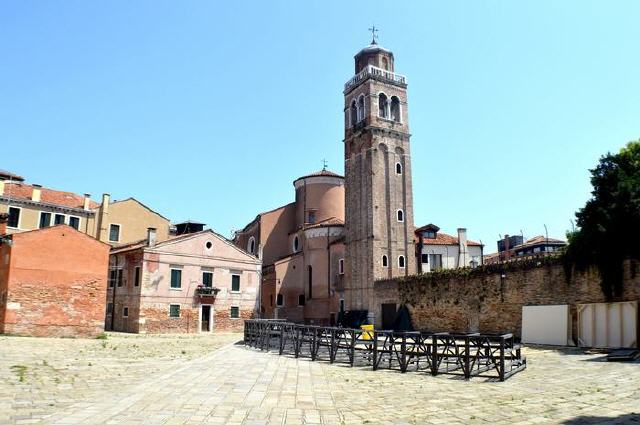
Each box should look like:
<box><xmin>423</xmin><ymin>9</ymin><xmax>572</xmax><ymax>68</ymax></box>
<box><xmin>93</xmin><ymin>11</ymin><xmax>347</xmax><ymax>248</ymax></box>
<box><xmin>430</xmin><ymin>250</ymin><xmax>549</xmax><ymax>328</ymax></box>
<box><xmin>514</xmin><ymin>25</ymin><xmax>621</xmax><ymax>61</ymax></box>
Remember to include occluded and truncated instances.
<box><xmin>244</xmin><ymin>319</ymin><xmax>527</xmax><ymax>381</ymax></box>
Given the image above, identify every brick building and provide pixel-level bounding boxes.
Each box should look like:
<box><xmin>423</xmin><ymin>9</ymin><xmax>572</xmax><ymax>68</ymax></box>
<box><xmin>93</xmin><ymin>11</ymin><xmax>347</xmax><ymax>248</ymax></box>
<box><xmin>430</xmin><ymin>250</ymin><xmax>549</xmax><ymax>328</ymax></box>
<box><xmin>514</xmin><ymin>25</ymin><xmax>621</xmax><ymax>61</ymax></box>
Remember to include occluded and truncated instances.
<box><xmin>0</xmin><ymin>219</ymin><xmax>110</xmax><ymax>337</ymax></box>
<box><xmin>343</xmin><ymin>38</ymin><xmax>416</xmax><ymax>323</ymax></box>
<box><xmin>233</xmin><ymin>170</ymin><xmax>345</xmax><ymax>325</ymax></box>
<box><xmin>107</xmin><ymin>228</ymin><xmax>261</xmax><ymax>333</ymax></box>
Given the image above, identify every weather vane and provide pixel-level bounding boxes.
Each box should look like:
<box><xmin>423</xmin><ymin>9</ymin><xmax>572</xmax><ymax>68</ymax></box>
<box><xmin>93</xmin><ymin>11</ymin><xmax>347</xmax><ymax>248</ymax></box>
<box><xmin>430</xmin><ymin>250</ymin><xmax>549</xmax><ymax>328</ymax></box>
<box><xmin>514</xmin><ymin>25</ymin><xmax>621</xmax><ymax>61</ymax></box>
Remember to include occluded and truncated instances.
<box><xmin>368</xmin><ymin>25</ymin><xmax>379</xmax><ymax>44</ymax></box>
<box><xmin>322</xmin><ymin>158</ymin><xmax>328</xmax><ymax>171</ymax></box>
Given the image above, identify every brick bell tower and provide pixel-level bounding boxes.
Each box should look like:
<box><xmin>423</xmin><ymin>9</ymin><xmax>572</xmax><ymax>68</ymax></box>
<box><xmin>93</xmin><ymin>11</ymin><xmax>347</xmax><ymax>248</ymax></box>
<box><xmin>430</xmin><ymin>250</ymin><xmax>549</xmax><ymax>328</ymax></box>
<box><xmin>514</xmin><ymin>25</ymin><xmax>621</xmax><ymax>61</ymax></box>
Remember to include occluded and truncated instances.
<box><xmin>343</xmin><ymin>34</ymin><xmax>416</xmax><ymax>324</ymax></box>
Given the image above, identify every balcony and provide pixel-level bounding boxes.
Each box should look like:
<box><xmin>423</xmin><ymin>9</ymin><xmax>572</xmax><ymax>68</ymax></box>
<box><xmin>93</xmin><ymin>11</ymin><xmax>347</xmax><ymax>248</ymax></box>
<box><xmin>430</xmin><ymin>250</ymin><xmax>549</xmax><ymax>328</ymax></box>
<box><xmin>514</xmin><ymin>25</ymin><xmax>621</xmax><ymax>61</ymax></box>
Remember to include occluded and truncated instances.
<box><xmin>195</xmin><ymin>286</ymin><xmax>221</xmax><ymax>297</ymax></box>
<box><xmin>344</xmin><ymin>65</ymin><xmax>407</xmax><ymax>93</ymax></box>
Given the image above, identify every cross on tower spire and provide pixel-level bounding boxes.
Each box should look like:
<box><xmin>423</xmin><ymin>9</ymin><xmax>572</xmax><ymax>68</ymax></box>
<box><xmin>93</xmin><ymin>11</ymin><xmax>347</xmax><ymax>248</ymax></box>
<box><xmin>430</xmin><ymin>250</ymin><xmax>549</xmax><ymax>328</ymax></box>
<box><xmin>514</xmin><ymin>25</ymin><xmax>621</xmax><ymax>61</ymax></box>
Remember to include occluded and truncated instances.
<box><xmin>322</xmin><ymin>158</ymin><xmax>328</xmax><ymax>171</ymax></box>
<box><xmin>368</xmin><ymin>25</ymin><xmax>378</xmax><ymax>45</ymax></box>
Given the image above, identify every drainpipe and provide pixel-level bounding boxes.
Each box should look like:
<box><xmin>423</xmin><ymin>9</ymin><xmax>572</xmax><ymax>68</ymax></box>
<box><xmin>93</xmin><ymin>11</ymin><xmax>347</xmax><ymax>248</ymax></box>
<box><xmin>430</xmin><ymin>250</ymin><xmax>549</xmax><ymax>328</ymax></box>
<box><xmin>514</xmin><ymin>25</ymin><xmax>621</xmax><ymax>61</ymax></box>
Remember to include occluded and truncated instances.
<box><xmin>110</xmin><ymin>254</ymin><xmax>118</xmax><ymax>331</ymax></box>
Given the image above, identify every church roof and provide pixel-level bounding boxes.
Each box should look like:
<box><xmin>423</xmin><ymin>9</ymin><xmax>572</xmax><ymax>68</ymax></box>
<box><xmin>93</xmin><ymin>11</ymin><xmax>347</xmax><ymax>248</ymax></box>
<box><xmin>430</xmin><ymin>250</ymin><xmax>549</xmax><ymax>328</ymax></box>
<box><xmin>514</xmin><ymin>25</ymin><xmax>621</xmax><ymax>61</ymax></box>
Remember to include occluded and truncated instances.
<box><xmin>356</xmin><ymin>41</ymin><xmax>393</xmax><ymax>57</ymax></box>
<box><xmin>293</xmin><ymin>169</ymin><xmax>344</xmax><ymax>183</ymax></box>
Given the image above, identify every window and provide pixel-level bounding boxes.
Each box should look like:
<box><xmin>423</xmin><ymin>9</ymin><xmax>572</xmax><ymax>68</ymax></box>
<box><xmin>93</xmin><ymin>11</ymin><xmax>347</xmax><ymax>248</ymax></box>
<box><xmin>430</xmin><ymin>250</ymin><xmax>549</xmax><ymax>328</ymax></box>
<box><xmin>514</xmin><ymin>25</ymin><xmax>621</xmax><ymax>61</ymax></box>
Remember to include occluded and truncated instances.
<box><xmin>292</xmin><ymin>235</ymin><xmax>299</xmax><ymax>253</ymax></box>
<box><xmin>116</xmin><ymin>269</ymin><xmax>124</xmax><ymax>287</ymax></box>
<box><xmin>298</xmin><ymin>294</ymin><xmax>305</xmax><ymax>306</ymax></box>
<box><xmin>307</xmin><ymin>210</ymin><xmax>316</xmax><ymax>224</ymax></box>
<box><xmin>276</xmin><ymin>293</ymin><xmax>284</xmax><ymax>307</ymax></box>
<box><xmin>170</xmin><ymin>268</ymin><xmax>182</xmax><ymax>289</ymax></box>
<box><xmin>429</xmin><ymin>254</ymin><xmax>443</xmax><ymax>271</ymax></box>
<box><xmin>54</xmin><ymin>214</ymin><xmax>66</xmax><ymax>225</ymax></box>
<box><xmin>421</xmin><ymin>253</ymin><xmax>429</xmax><ymax>264</ymax></box>
<box><xmin>339</xmin><ymin>299</ymin><xmax>345</xmax><ymax>313</ymax></box>
<box><xmin>202</xmin><ymin>271</ymin><xmax>213</xmax><ymax>287</ymax></box>
<box><xmin>107</xmin><ymin>303</ymin><xmax>113</xmax><ymax>314</ymax></box>
<box><xmin>68</xmin><ymin>216</ymin><xmax>80</xmax><ymax>230</ymax></box>
<box><xmin>390</xmin><ymin>96</ymin><xmax>401</xmax><ymax>122</ymax></box>
<box><xmin>382</xmin><ymin>255</ymin><xmax>388</xmax><ymax>267</ymax></box>
<box><xmin>39</xmin><ymin>212</ymin><xmax>51</xmax><ymax>228</ymax></box>
<box><xmin>7</xmin><ymin>207</ymin><xmax>20</xmax><ymax>228</ymax></box>
<box><xmin>205</xmin><ymin>241</ymin><xmax>213</xmax><ymax>250</ymax></box>
<box><xmin>308</xmin><ymin>266</ymin><xmax>313</xmax><ymax>299</ymax></box>
<box><xmin>230</xmin><ymin>306</ymin><xmax>240</xmax><ymax>319</ymax></box>
<box><xmin>338</xmin><ymin>258</ymin><xmax>344</xmax><ymax>275</ymax></box>
<box><xmin>398</xmin><ymin>255</ymin><xmax>406</xmax><ymax>268</ymax></box>
<box><xmin>424</xmin><ymin>230</ymin><xmax>437</xmax><ymax>239</ymax></box>
<box><xmin>350</xmin><ymin>100</ymin><xmax>357</xmax><ymax>127</ymax></box>
<box><xmin>357</xmin><ymin>95</ymin><xmax>365</xmax><ymax>122</ymax></box>
<box><xmin>109</xmin><ymin>224</ymin><xmax>120</xmax><ymax>242</ymax></box>
<box><xmin>395</xmin><ymin>162</ymin><xmax>402</xmax><ymax>175</ymax></box>
<box><xmin>382</xmin><ymin>57</ymin><xmax>389</xmax><ymax>70</ymax></box>
<box><xmin>231</xmin><ymin>274</ymin><xmax>240</xmax><ymax>292</ymax></box>
<box><xmin>397</xmin><ymin>209</ymin><xmax>404</xmax><ymax>222</ymax></box>
<box><xmin>247</xmin><ymin>236</ymin><xmax>255</xmax><ymax>254</ymax></box>
<box><xmin>378</xmin><ymin>93</ymin><xmax>389</xmax><ymax>118</ymax></box>
<box><xmin>109</xmin><ymin>269</ymin><xmax>117</xmax><ymax>288</ymax></box>
<box><xmin>134</xmin><ymin>266</ymin><xmax>141</xmax><ymax>287</ymax></box>
<box><xmin>169</xmin><ymin>304</ymin><xmax>180</xmax><ymax>318</ymax></box>
<box><xmin>123</xmin><ymin>307</ymin><xmax>129</xmax><ymax>318</ymax></box>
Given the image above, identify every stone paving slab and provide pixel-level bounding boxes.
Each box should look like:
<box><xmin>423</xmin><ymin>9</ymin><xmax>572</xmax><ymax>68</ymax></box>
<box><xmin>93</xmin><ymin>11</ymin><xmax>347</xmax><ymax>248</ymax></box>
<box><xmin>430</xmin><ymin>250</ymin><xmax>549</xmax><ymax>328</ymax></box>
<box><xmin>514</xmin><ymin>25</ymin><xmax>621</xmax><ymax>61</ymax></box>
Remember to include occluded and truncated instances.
<box><xmin>1</xmin><ymin>333</ymin><xmax>639</xmax><ymax>424</ymax></box>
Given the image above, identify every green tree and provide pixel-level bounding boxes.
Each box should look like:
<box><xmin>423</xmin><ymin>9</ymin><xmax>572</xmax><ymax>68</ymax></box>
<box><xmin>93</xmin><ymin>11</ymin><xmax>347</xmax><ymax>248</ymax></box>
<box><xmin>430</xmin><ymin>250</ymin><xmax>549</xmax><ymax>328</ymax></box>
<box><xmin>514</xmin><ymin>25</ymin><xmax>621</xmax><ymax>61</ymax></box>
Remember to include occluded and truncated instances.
<box><xmin>565</xmin><ymin>140</ymin><xmax>640</xmax><ymax>299</ymax></box>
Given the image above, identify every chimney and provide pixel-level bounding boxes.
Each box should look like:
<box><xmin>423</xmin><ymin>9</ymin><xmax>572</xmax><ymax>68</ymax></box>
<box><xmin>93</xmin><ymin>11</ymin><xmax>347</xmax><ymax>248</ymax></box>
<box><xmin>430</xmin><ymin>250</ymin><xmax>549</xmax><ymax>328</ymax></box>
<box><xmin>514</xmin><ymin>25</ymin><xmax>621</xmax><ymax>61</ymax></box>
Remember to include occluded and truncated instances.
<box><xmin>147</xmin><ymin>227</ymin><xmax>157</xmax><ymax>247</ymax></box>
<box><xmin>83</xmin><ymin>193</ymin><xmax>91</xmax><ymax>211</ymax></box>
<box><xmin>31</xmin><ymin>184</ymin><xmax>42</xmax><ymax>202</ymax></box>
<box><xmin>0</xmin><ymin>212</ymin><xmax>8</xmax><ymax>236</ymax></box>
<box><xmin>457</xmin><ymin>228</ymin><xmax>468</xmax><ymax>268</ymax></box>
<box><xmin>101</xmin><ymin>193</ymin><xmax>110</xmax><ymax>213</ymax></box>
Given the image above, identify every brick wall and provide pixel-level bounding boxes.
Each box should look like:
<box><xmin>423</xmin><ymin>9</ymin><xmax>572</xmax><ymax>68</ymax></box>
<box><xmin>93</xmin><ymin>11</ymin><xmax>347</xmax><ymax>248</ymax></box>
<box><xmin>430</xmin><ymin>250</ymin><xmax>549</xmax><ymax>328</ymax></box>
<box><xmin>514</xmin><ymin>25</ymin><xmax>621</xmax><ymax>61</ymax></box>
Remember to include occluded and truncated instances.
<box><xmin>0</xmin><ymin>226</ymin><xmax>110</xmax><ymax>338</ymax></box>
<box><xmin>374</xmin><ymin>258</ymin><xmax>640</xmax><ymax>340</ymax></box>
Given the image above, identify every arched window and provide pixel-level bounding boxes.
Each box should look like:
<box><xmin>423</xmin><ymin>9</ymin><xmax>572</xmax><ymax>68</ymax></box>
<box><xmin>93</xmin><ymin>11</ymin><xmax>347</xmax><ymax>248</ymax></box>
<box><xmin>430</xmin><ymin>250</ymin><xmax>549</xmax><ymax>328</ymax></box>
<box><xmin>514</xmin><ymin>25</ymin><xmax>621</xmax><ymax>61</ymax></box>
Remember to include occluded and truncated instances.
<box><xmin>247</xmin><ymin>236</ymin><xmax>255</xmax><ymax>255</ymax></box>
<box><xmin>382</xmin><ymin>57</ymin><xmax>389</xmax><ymax>70</ymax></box>
<box><xmin>293</xmin><ymin>235</ymin><xmax>299</xmax><ymax>253</ymax></box>
<box><xmin>395</xmin><ymin>162</ymin><xmax>402</xmax><ymax>175</ymax></box>
<box><xmin>397</xmin><ymin>209</ymin><xmax>404</xmax><ymax>222</ymax></box>
<box><xmin>357</xmin><ymin>95</ymin><xmax>365</xmax><ymax>122</ymax></box>
<box><xmin>391</xmin><ymin>96</ymin><xmax>401</xmax><ymax>122</ymax></box>
<box><xmin>382</xmin><ymin>255</ymin><xmax>388</xmax><ymax>267</ymax></box>
<box><xmin>398</xmin><ymin>255</ymin><xmax>406</xmax><ymax>268</ymax></box>
<box><xmin>350</xmin><ymin>100</ymin><xmax>357</xmax><ymax>127</ymax></box>
<box><xmin>378</xmin><ymin>93</ymin><xmax>389</xmax><ymax>118</ymax></box>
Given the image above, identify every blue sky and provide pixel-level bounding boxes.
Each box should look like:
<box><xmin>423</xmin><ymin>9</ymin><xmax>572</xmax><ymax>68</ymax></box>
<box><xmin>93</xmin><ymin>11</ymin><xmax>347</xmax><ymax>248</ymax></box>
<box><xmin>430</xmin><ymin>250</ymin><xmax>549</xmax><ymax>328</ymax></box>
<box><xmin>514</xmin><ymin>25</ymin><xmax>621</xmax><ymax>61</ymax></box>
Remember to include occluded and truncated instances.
<box><xmin>1</xmin><ymin>1</ymin><xmax>638</xmax><ymax>253</ymax></box>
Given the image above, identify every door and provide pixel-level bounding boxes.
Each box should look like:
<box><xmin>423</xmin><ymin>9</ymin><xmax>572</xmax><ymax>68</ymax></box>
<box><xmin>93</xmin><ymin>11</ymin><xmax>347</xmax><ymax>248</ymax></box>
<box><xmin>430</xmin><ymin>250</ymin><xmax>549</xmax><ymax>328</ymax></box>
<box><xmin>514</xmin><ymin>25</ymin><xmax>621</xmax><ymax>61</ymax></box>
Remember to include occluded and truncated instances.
<box><xmin>381</xmin><ymin>303</ymin><xmax>397</xmax><ymax>330</ymax></box>
<box><xmin>201</xmin><ymin>305</ymin><xmax>211</xmax><ymax>332</ymax></box>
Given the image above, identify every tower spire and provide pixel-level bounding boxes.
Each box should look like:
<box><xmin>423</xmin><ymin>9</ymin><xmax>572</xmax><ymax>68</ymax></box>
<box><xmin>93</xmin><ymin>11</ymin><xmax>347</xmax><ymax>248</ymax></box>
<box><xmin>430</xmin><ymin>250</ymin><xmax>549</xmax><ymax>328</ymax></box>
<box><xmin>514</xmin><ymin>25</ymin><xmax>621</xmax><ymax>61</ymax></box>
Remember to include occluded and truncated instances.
<box><xmin>368</xmin><ymin>25</ymin><xmax>378</xmax><ymax>45</ymax></box>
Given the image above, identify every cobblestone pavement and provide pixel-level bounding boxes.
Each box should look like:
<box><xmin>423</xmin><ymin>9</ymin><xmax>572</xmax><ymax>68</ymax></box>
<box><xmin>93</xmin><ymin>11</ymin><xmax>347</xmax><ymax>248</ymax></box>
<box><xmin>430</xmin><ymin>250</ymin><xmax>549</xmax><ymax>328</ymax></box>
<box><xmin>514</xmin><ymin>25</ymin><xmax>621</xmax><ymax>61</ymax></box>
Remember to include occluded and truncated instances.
<box><xmin>1</xmin><ymin>333</ymin><xmax>639</xmax><ymax>425</ymax></box>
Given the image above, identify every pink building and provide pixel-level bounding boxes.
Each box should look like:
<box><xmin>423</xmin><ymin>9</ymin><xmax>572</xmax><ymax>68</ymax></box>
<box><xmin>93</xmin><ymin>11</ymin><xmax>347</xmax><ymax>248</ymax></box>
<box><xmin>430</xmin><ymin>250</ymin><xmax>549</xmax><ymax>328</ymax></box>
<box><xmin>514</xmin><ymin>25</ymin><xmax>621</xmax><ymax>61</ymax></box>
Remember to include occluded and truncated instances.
<box><xmin>106</xmin><ymin>228</ymin><xmax>261</xmax><ymax>333</ymax></box>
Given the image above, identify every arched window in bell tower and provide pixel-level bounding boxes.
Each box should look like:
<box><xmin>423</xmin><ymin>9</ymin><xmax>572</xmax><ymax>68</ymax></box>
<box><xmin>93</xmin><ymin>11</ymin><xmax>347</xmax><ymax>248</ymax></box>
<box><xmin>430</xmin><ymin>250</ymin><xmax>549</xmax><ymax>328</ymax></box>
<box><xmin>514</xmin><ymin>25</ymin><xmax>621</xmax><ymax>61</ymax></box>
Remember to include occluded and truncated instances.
<box><xmin>357</xmin><ymin>95</ymin><xmax>365</xmax><ymax>122</ymax></box>
<box><xmin>382</xmin><ymin>57</ymin><xmax>389</xmax><ymax>70</ymax></box>
<box><xmin>378</xmin><ymin>93</ymin><xmax>389</xmax><ymax>119</ymax></box>
<box><xmin>391</xmin><ymin>96</ymin><xmax>401</xmax><ymax>122</ymax></box>
<box><xmin>350</xmin><ymin>100</ymin><xmax>357</xmax><ymax>127</ymax></box>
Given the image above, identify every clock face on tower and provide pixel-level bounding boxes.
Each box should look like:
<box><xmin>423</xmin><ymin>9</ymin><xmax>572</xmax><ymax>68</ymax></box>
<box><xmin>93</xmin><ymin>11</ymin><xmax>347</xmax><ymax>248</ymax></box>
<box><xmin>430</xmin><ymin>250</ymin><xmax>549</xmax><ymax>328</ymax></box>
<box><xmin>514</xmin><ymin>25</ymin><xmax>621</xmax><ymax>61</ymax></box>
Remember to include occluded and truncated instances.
<box><xmin>342</xmin><ymin>39</ymin><xmax>416</xmax><ymax>320</ymax></box>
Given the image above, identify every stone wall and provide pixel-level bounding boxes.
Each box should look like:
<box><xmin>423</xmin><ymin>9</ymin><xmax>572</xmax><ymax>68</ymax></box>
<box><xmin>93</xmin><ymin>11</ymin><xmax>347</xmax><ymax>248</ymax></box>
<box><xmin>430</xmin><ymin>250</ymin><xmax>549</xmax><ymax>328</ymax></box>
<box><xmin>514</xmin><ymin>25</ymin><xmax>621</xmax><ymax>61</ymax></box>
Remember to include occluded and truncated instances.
<box><xmin>374</xmin><ymin>257</ymin><xmax>640</xmax><ymax>341</ymax></box>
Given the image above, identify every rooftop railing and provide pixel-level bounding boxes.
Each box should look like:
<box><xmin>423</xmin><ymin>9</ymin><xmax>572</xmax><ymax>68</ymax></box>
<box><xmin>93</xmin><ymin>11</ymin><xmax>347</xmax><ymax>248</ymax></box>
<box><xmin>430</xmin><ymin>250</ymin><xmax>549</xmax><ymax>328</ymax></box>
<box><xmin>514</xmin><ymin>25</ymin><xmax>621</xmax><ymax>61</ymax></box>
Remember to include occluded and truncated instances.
<box><xmin>344</xmin><ymin>65</ymin><xmax>407</xmax><ymax>92</ymax></box>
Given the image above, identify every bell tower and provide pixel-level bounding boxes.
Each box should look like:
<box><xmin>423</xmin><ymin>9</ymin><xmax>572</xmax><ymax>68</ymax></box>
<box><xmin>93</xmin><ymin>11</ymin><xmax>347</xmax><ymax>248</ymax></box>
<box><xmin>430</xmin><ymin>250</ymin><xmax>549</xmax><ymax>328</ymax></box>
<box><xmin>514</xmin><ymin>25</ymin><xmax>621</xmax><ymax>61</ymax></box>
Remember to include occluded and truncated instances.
<box><xmin>343</xmin><ymin>35</ymin><xmax>416</xmax><ymax>323</ymax></box>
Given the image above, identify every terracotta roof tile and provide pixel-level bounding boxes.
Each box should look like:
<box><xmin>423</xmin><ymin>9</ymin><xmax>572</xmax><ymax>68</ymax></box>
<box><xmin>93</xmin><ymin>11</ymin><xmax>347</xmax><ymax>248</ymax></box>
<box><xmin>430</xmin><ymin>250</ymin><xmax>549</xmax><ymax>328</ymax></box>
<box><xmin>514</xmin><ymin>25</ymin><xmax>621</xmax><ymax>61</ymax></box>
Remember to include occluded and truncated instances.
<box><xmin>418</xmin><ymin>231</ymin><xmax>482</xmax><ymax>247</ymax></box>
<box><xmin>3</xmin><ymin>183</ymin><xmax>99</xmax><ymax>210</ymax></box>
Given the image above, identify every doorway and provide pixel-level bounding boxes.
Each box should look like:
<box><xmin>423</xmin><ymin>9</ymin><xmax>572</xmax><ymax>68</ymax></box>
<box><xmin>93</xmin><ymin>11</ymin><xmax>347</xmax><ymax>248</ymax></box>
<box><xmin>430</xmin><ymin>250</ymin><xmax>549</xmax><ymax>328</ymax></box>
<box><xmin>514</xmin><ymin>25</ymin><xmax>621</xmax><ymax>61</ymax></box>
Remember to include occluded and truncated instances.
<box><xmin>381</xmin><ymin>303</ymin><xmax>397</xmax><ymax>330</ymax></box>
<box><xmin>201</xmin><ymin>305</ymin><xmax>212</xmax><ymax>332</ymax></box>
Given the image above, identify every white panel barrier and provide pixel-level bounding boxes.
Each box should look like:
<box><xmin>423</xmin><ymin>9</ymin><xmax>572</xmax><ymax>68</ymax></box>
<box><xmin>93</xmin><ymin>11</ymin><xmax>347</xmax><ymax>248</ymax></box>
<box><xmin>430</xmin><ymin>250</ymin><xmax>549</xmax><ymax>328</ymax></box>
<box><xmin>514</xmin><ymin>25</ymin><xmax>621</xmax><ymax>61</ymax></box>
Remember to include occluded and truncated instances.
<box><xmin>577</xmin><ymin>301</ymin><xmax>638</xmax><ymax>348</ymax></box>
<box><xmin>522</xmin><ymin>305</ymin><xmax>571</xmax><ymax>346</ymax></box>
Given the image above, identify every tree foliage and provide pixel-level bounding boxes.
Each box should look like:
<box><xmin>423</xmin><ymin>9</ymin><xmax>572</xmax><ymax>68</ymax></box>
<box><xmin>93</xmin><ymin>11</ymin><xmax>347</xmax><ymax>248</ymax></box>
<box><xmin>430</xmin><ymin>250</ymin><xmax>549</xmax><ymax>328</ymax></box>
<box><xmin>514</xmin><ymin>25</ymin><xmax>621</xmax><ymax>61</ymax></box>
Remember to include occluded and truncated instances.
<box><xmin>565</xmin><ymin>140</ymin><xmax>640</xmax><ymax>299</ymax></box>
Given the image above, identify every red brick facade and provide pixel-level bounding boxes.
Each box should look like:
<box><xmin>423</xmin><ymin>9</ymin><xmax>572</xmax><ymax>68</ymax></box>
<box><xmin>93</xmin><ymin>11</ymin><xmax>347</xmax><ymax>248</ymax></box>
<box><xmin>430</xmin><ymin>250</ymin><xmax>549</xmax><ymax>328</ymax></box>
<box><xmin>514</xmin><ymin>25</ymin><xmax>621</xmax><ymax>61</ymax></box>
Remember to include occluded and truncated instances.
<box><xmin>0</xmin><ymin>225</ymin><xmax>110</xmax><ymax>337</ymax></box>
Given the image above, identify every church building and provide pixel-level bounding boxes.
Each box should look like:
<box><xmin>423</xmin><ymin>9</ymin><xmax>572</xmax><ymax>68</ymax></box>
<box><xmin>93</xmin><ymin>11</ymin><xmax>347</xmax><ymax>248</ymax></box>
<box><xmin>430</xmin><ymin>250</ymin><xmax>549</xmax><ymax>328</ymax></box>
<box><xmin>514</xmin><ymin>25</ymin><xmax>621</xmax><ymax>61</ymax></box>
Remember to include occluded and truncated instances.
<box><xmin>234</xmin><ymin>36</ymin><xmax>418</xmax><ymax>326</ymax></box>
